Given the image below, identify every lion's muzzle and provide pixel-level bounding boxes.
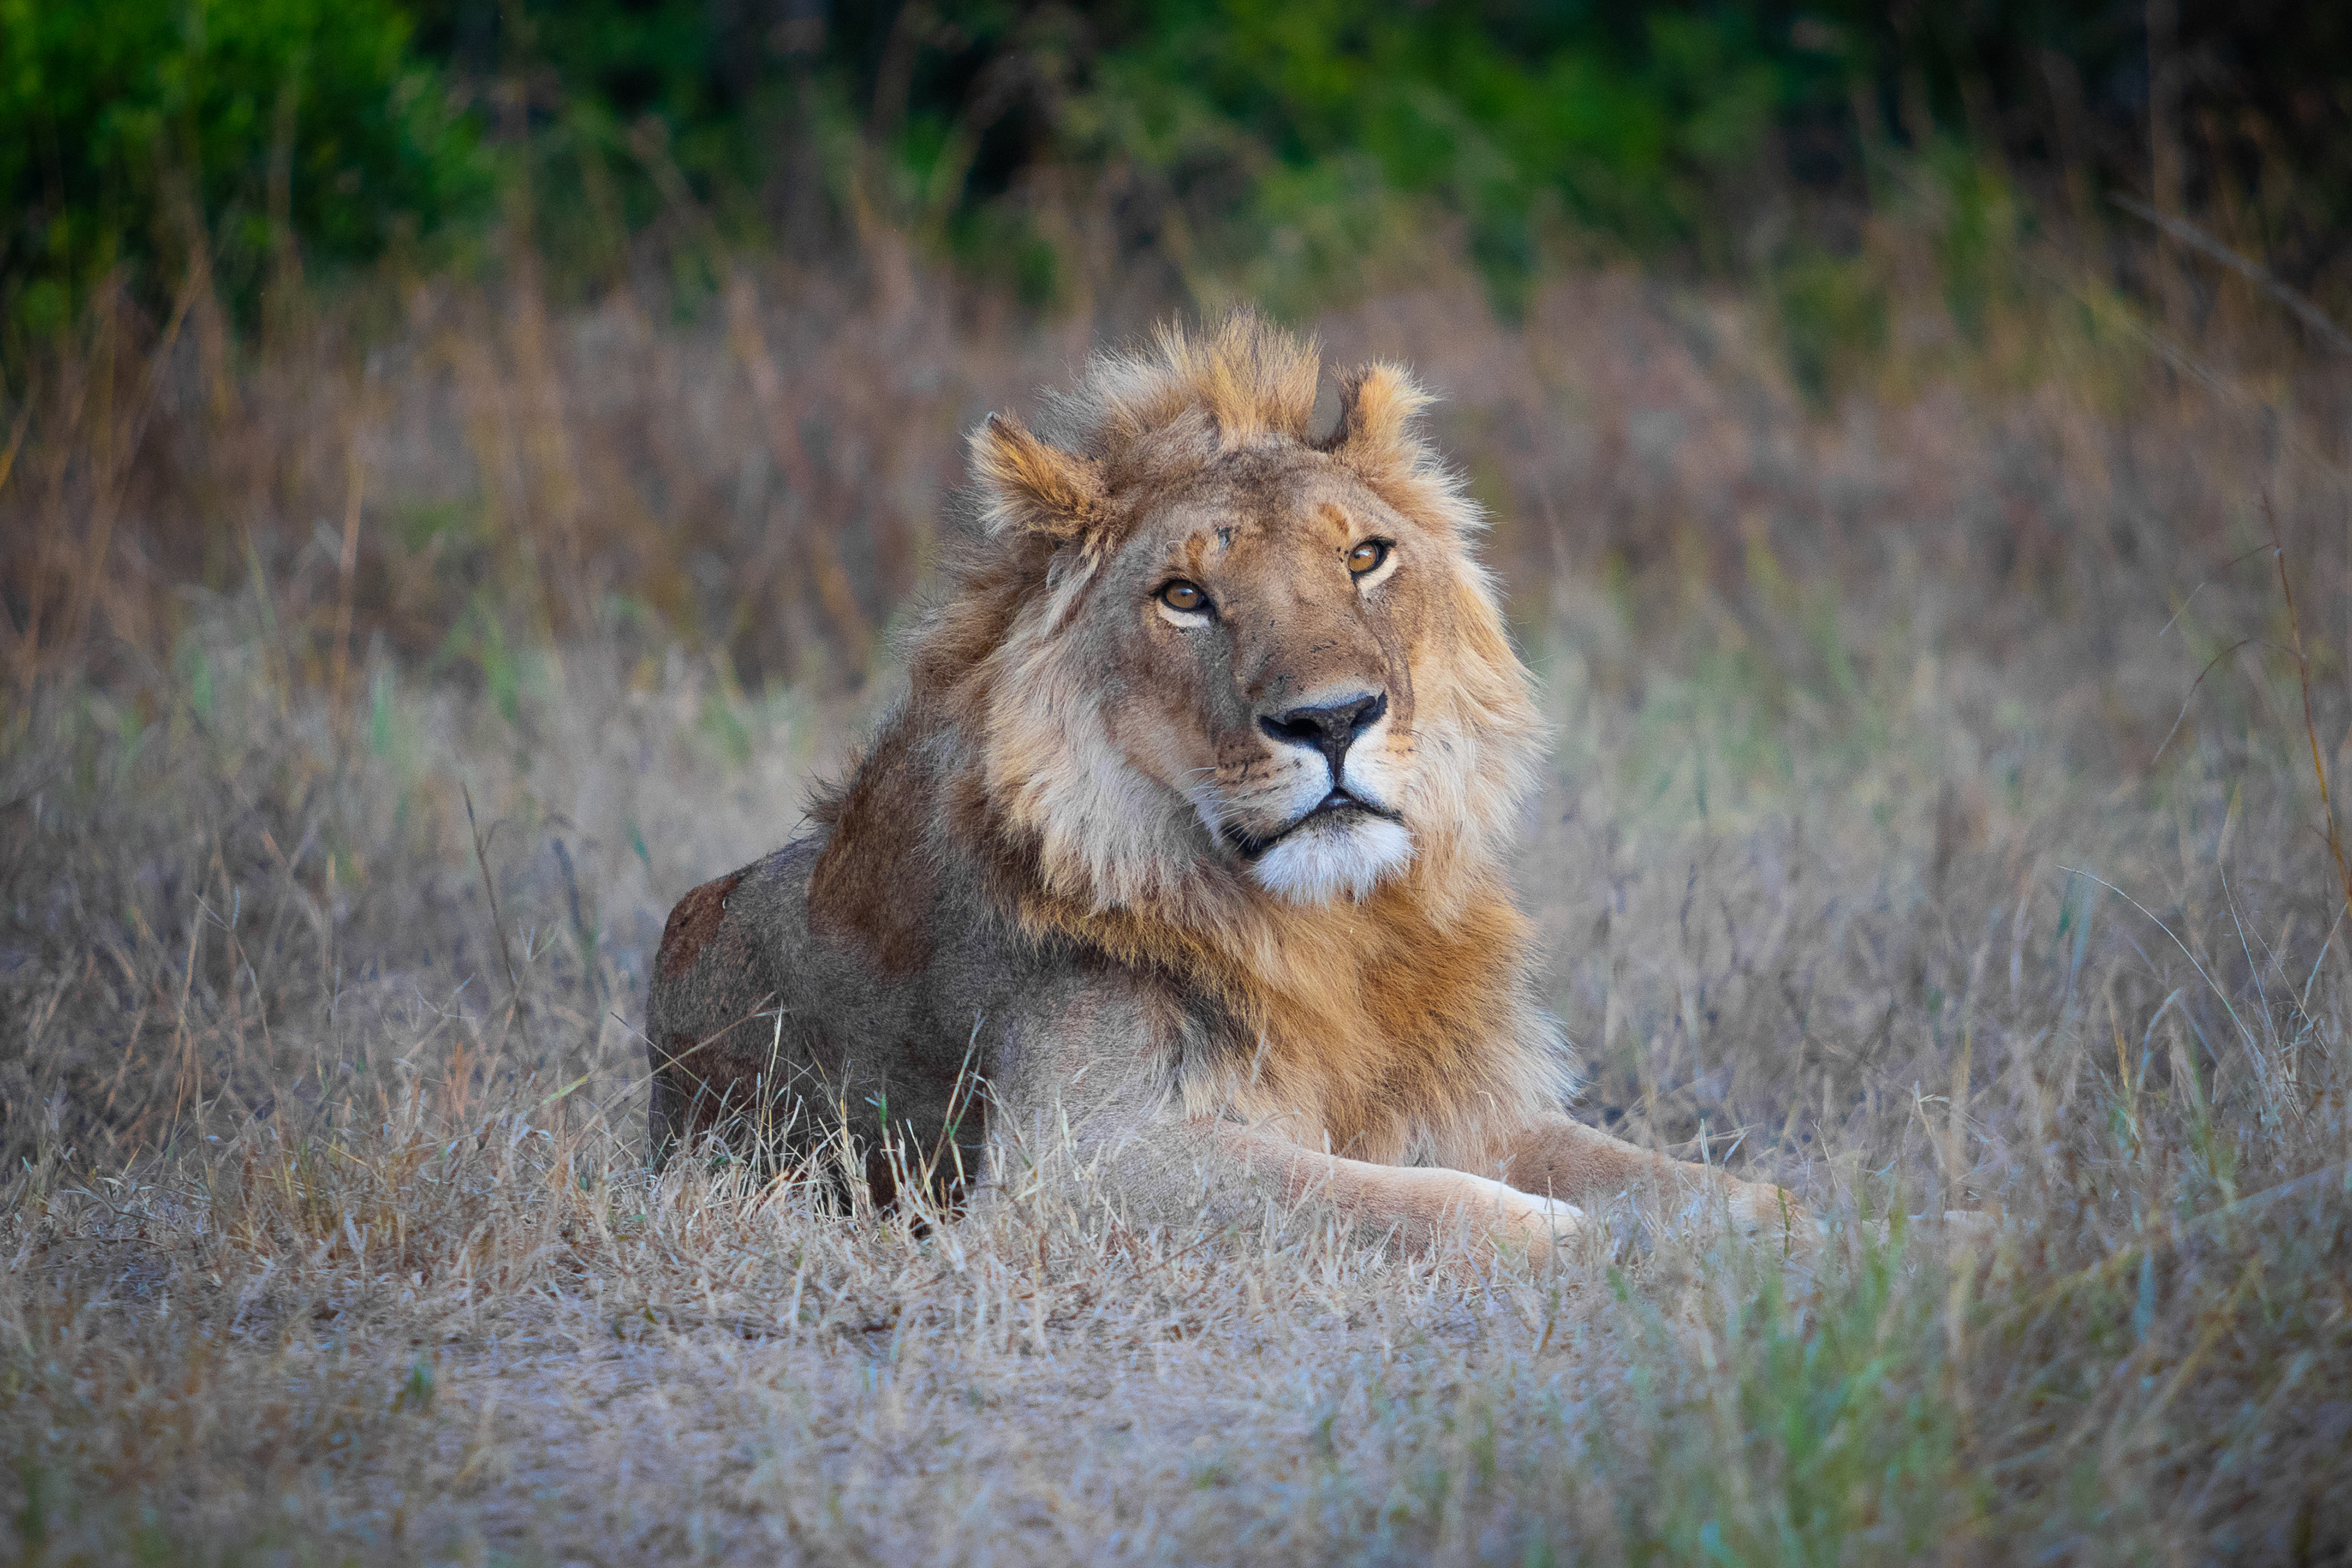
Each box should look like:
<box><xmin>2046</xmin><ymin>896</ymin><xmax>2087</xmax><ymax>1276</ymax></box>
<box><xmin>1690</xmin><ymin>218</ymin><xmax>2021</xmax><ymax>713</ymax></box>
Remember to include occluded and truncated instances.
<box><xmin>1217</xmin><ymin>685</ymin><xmax>1414</xmax><ymax>902</ymax></box>
<box><xmin>1257</xmin><ymin>690</ymin><xmax>1388</xmax><ymax>778</ymax></box>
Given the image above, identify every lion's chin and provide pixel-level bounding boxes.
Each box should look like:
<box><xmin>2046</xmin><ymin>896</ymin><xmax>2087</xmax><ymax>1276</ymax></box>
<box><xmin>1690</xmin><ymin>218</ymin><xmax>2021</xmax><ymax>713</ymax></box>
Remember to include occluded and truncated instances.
<box><xmin>1245</xmin><ymin>816</ymin><xmax>1414</xmax><ymax>904</ymax></box>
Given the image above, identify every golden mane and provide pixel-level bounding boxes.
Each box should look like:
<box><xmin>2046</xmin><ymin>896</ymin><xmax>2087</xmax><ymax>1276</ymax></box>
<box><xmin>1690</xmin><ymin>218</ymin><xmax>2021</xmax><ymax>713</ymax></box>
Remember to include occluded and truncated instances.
<box><xmin>970</xmin><ymin>310</ymin><xmax>1484</xmax><ymax>552</ymax></box>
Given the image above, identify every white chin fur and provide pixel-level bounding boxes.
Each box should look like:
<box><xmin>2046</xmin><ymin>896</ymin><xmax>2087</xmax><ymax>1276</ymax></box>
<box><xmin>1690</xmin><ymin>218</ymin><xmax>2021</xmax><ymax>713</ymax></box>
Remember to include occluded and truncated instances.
<box><xmin>1247</xmin><ymin>816</ymin><xmax>1414</xmax><ymax>903</ymax></box>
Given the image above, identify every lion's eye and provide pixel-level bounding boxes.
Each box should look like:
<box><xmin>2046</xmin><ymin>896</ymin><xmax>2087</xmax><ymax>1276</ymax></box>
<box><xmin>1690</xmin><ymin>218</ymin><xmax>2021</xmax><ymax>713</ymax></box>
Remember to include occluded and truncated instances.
<box><xmin>1159</xmin><ymin>580</ymin><xmax>1208</xmax><ymax>613</ymax></box>
<box><xmin>1347</xmin><ymin>540</ymin><xmax>1390</xmax><ymax>576</ymax></box>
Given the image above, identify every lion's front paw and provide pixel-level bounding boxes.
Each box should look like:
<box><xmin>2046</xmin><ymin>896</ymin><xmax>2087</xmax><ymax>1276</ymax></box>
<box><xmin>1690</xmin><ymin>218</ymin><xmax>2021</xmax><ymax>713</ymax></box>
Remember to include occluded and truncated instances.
<box><xmin>1489</xmin><ymin>1184</ymin><xmax>1588</xmax><ymax>1254</ymax></box>
<box><xmin>1725</xmin><ymin>1181</ymin><xmax>1819</xmax><ymax>1247</ymax></box>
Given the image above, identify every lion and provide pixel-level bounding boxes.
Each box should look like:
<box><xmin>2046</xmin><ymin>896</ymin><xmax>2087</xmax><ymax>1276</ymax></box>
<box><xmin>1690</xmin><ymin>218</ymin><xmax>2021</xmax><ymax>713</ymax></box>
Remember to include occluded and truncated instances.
<box><xmin>644</xmin><ymin>311</ymin><xmax>1806</xmax><ymax>1259</ymax></box>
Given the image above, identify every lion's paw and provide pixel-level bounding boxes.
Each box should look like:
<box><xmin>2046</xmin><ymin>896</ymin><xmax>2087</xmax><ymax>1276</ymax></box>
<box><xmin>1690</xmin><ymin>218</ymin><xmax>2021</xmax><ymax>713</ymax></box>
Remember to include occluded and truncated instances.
<box><xmin>1491</xmin><ymin>1185</ymin><xmax>1588</xmax><ymax>1253</ymax></box>
<box><xmin>1724</xmin><ymin>1182</ymin><xmax>1821</xmax><ymax>1248</ymax></box>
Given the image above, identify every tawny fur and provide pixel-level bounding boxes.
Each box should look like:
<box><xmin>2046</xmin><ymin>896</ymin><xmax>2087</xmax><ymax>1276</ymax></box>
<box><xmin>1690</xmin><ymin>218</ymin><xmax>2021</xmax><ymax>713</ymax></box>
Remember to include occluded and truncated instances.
<box><xmin>646</xmin><ymin>310</ymin><xmax>1806</xmax><ymax>1259</ymax></box>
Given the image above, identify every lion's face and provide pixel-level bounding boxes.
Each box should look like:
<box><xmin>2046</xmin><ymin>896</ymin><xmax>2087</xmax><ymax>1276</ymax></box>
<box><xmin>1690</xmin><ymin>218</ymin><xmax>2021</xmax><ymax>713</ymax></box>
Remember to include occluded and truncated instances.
<box><xmin>1084</xmin><ymin>450</ymin><xmax>1428</xmax><ymax>902</ymax></box>
<box><xmin>963</xmin><ymin>317</ymin><xmax>1540</xmax><ymax>918</ymax></box>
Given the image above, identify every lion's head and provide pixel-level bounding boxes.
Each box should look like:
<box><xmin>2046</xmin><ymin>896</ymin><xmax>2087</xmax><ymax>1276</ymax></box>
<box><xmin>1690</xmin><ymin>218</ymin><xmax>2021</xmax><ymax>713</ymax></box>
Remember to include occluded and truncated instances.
<box><xmin>923</xmin><ymin>312</ymin><xmax>1541</xmax><ymax>929</ymax></box>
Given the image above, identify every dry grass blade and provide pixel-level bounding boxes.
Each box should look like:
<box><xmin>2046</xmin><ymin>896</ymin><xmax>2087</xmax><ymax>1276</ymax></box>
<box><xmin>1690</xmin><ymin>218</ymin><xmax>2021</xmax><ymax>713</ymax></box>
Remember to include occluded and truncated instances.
<box><xmin>2113</xmin><ymin>194</ymin><xmax>2352</xmax><ymax>356</ymax></box>
<box><xmin>462</xmin><ymin>782</ymin><xmax>530</xmax><ymax>1055</ymax></box>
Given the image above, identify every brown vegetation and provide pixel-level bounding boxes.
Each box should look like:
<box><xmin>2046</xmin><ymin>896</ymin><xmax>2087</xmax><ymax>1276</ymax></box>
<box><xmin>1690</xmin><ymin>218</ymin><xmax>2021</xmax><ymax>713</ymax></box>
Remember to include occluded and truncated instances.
<box><xmin>3</xmin><ymin>219</ymin><xmax>2350</xmax><ymax>1559</ymax></box>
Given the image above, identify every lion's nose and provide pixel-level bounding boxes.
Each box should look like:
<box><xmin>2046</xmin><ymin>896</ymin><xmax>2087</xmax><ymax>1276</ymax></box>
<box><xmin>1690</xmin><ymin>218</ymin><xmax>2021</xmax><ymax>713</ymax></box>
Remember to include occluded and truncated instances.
<box><xmin>1259</xmin><ymin>692</ymin><xmax>1387</xmax><ymax>777</ymax></box>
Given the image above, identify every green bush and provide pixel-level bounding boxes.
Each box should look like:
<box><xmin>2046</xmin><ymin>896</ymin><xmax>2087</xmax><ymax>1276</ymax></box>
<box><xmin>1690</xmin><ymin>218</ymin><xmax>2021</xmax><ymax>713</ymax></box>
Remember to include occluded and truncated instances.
<box><xmin>0</xmin><ymin>0</ymin><xmax>488</xmax><ymax>330</ymax></box>
<box><xmin>404</xmin><ymin>0</ymin><xmax>1825</xmax><ymax>312</ymax></box>
<box><xmin>1049</xmin><ymin>1</ymin><xmax>1806</xmax><ymax>307</ymax></box>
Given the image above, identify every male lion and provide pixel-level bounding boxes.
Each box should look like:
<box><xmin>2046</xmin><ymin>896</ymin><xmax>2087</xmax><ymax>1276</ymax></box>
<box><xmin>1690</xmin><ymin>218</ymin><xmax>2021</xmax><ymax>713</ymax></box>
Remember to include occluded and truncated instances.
<box><xmin>646</xmin><ymin>312</ymin><xmax>1804</xmax><ymax>1257</ymax></box>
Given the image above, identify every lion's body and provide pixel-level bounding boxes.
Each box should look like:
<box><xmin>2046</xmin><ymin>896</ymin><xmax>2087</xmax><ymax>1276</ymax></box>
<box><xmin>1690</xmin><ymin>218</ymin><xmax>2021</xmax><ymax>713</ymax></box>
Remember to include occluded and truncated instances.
<box><xmin>647</xmin><ymin>313</ymin><xmax>1801</xmax><ymax>1255</ymax></box>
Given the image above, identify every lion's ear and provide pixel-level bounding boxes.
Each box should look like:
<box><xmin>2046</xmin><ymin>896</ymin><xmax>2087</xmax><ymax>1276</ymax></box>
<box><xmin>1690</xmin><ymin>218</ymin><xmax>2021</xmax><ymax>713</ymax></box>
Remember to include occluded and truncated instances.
<box><xmin>1318</xmin><ymin>363</ymin><xmax>1433</xmax><ymax>482</ymax></box>
<box><xmin>970</xmin><ymin>412</ymin><xmax>1108</xmax><ymax>543</ymax></box>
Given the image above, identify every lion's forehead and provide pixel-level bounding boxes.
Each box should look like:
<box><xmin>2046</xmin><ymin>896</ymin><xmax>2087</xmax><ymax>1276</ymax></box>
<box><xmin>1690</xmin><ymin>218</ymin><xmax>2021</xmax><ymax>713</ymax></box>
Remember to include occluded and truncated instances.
<box><xmin>1112</xmin><ymin>484</ymin><xmax>1428</xmax><ymax>601</ymax></box>
<box><xmin>1126</xmin><ymin>452</ymin><xmax>1392</xmax><ymax>544</ymax></box>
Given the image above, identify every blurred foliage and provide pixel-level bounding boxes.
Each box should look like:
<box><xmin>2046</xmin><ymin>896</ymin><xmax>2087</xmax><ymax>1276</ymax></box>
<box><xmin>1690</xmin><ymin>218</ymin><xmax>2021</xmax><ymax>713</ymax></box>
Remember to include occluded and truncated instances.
<box><xmin>435</xmin><ymin>0</ymin><xmax>1838</xmax><ymax>311</ymax></box>
<box><xmin>418</xmin><ymin>0</ymin><xmax>2350</xmax><ymax>311</ymax></box>
<box><xmin>1044</xmin><ymin>2</ymin><xmax>1799</xmax><ymax>309</ymax></box>
<box><xmin>6</xmin><ymin>1</ymin><xmax>2351</xmax><ymax>352</ymax></box>
<box><xmin>0</xmin><ymin>0</ymin><xmax>491</xmax><ymax>334</ymax></box>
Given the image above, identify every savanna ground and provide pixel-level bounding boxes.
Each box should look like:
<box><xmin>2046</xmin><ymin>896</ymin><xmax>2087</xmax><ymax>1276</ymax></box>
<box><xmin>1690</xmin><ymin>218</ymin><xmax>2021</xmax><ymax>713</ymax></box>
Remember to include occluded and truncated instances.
<box><xmin>5</xmin><ymin>224</ymin><xmax>2352</xmax><ymax>1564</ymax></box>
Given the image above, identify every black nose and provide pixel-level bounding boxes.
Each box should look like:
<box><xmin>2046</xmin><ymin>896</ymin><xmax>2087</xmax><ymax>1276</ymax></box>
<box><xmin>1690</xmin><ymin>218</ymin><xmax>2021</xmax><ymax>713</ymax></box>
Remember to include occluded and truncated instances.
<box><xmin>1259</xmin><ymin>692</ymin><xmax>1387</xmax><ymax>777</ymax></box>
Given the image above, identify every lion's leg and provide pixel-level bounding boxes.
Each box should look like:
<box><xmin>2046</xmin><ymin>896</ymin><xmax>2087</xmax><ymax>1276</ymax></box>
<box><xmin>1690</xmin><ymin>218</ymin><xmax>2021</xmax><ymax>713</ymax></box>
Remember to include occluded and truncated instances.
<box><xmin>1268</xmin><ymin>1131</ymin><xmax>1590</xmax><ymax>1258</ymax></box>
<box><xmin>985</xmin><ymin>986</ymin><xmax>1580</xmax><ymax>1260</ymax></box>
<box><xmin>1073</xmin><ymin>1118</ymin><xmax>1588</xmax><ymax>1259</ymax></box>
<box><xmin>1477</xmin><ymin>1111</ymin><xmax>1810</xmax><ymax>1242</ymax></box>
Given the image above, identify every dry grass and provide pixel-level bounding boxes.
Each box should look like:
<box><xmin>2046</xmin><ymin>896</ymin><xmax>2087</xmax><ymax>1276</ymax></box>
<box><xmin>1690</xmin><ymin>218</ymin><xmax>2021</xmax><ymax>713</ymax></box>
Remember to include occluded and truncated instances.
<box><xmin>4</xmin><ymin>232</ymin><xmax>2351</xmax><ymax>1562</ymax></box>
